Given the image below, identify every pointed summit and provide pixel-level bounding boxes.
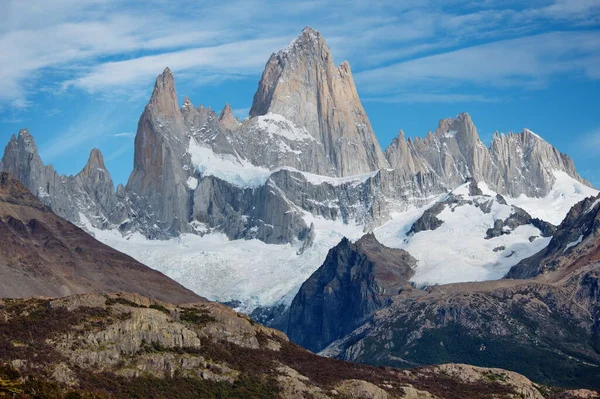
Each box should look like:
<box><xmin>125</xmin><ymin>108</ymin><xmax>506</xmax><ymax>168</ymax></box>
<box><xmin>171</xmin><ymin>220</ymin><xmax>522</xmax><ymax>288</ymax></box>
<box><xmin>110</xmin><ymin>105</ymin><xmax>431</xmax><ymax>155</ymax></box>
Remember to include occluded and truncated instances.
<box><xmin>218</xmin><ymin>103</ymin><xmax>239</xmax><ymax>130</ymax></box>
<box><xmin>15</xmin><ymin>128</ymin><xmax>38</xmax><ymax>154</ymax></box>
<box><xmin>148</xmin><ymin>67</ymin><xmax>179</xmax><ymax>118</ymax></box>
<box><xmin>249</xmin><ymin>27</ymin><xmax>388</xmax><ymax>176</ymax></box>
<box><xmin>277</xmin><ymin>26</ymin><xmax>326</xmax><ymax>58</ymax></box>
<box><xmin>83</xmin><ymin>148</ymin><xmax>106</xmax><ymax>171</ymax></box>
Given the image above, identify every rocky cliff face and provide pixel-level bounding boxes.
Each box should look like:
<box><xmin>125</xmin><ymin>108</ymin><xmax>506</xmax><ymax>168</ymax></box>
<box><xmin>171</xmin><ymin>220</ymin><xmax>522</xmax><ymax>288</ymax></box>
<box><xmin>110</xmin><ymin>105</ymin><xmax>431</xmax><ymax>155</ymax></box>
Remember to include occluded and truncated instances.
<box><xmin>248</xmin><ymin>27</ymin><xmax>389</xmax><ymax>176</ymax></box>
<box><xmin>284</xmin><ymin>234</ymin><xmax>415</xmax><ymax>352</ymax></box>
<box><xmin>125</xmin><ymin>67</ymin><xmax>193</xmax><ymax>234</ymax></box>
<box><xmin>0</xmin><ymin>292</ymin><xmax>585</xmax><ymax>399</ymax></box>
<box><xmin>489</xmin><ymin>129</ymin><xmax>588</xmax><ymax>197</ymax></box>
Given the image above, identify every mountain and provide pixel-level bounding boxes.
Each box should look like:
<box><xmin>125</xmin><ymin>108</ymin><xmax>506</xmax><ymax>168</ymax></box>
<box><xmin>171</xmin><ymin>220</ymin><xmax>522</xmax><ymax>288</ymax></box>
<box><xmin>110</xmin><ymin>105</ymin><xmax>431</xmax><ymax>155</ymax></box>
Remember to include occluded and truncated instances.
<box><xmin>385</xmin><ymin>114</ymin><xmax>590</xmax><ymax>198</ymax></box>
<box><xmin>0</xmin><ymin>129</ymin><xmax>127</xmax><ymax>230</ymax></box>
<box><xmin>374</xmin><ymin>179</ymin><xmax>558</xmax><ymax>286</ymax></box>
<box><xmin>507</xmin><ymin>192</ymin><xmax>600</xmax><ymax>279</ymax></box>
<box><xmin>0</xmin><ymin>172</ymin><xmax>201</xmax><ymax>304</ymax></box>
<box><xmin>282</xmin><ymin>233</ymin><xmax>415</xmax><ymax>352</ymax></box>
<box><xmin>0</xmin><ymin>26</ymin><xmax>596</xmax><ymax>312</ymax></box>
<box><xmin>248</xmin><ymin>26</ymin><xmax>389</xmax><ymax>176</ymax></box>
<box><xmin>0</xmin><ymin>292</ymin><xmax>593</xmax><ymax>399</ymax></box>
<box><xmin>289</xmin><ymin>196</ymin><xmax>600</xmax><ymax>389</ymax></box>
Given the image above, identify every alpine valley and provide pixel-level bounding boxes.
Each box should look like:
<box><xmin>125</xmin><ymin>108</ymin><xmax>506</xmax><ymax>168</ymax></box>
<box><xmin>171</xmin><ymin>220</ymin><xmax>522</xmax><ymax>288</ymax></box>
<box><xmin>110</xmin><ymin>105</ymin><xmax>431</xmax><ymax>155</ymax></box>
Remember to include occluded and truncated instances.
<box><xmin>1</xmin><ymin>27</ymin><xmax>600</xmax><ymax>395</ymax></box>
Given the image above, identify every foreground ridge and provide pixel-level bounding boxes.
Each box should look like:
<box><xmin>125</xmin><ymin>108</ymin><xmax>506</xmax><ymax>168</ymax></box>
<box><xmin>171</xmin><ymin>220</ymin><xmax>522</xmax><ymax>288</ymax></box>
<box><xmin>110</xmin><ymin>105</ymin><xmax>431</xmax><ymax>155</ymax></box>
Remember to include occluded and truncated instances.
<box><xmin>0</xmin><ymin>292</ymin><xmax>594</xmax><ymax>398</ymax></box>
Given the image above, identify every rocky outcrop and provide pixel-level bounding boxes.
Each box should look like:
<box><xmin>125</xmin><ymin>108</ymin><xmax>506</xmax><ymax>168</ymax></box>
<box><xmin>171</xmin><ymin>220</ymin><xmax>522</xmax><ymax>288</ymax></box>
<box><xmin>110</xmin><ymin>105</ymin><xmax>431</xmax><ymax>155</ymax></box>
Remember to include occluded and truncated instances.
<box><xmin>284</xmin><ymin>234</ymin><xmax>416</xmax><ymax>352</ymax></box>
<box><xmin>408</xmin><ymin>203</ymin><xmax>444</xmax><ymax>234</ymax></box>
<box><xmin>0</xmin><ymin>172</ymin><xmax>202</xmax><ymax>304</ymax></box>
<box><xmin>248</xmin><ymin>27</ymin><xmax>389</xmax><ymax>176</ymax></box>
<box><xmin>2</xmin><ymin>292</ymin><xmax>581</xmax><ymax>399</ymax></box>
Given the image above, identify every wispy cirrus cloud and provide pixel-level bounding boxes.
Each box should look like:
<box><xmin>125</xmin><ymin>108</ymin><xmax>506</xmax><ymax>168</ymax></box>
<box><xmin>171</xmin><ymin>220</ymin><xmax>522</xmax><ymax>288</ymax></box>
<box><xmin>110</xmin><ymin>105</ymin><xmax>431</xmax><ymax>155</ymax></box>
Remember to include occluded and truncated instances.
<box><xmin>355</xmin><ymin>31</ymin><xmax>600</xmax><ymax>95</ymax></box>
<box><xmin>66</xmin><ymin>37</ymin><xmax>288</xmax><ymax>94</ymax></box>
<box><xmin>111</xmin><ymin>132</ymin><xmax>135</xmax><ymax>138</ymax></box>
<box><xmin>1</xmin><ymin>0</ymin><xmax>600</xmax><ymax>110</ymax></box>
<box><xmin>364</xmin><ymin>93</ymin><xmax>498</xmax><ymax>104</ymax></box>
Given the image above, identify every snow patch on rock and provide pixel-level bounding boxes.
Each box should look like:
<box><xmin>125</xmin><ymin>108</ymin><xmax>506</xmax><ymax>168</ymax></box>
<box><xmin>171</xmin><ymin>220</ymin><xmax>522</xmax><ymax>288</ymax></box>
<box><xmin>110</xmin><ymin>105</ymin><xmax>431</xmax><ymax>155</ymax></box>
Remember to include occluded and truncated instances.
<box><xmin>188</xmin><ymin>138</ymin><xmax>271</xmax><ymax>188</ymax></box>
<box><xmin>564</xmin><ymin>234</ymin><xmax>584</xmax><ymax>253</ymax></box>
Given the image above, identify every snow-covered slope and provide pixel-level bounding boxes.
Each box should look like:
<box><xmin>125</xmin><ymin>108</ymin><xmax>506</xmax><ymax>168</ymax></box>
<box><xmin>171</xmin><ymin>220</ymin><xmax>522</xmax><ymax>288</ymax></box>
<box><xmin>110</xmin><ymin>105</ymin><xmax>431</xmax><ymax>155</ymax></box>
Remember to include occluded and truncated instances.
<box><xmin>80</xmin><ymin>170</ymin><xmax>596</xmax><ymax>311</ymax></box>
<box><xmin>80</xmin><ymin>214</ymin><xmax>363</xmax><ymax>312</ymax></box>
<box><xmin>507</xmin><ymin>170</ymin><xmax>598</xmax><ymax>225</ymax></box>
<box><xmin>375</xmin><ymin>181</ymin><xmax>554</xmax><ymax>286</ymax></box>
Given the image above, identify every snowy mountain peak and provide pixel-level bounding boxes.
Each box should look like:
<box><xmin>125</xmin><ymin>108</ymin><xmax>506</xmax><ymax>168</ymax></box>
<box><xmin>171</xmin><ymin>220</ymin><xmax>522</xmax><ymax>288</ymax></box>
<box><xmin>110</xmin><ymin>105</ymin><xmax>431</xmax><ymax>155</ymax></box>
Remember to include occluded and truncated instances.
<box><xmin>278</xmin><ymin>26</ymin><xmax>325</xmax><ymax>57</ymax></box>
<box><xmin>249</xmin><ymin>28</ymin><xmax>388</xmax><ymax>176</ymax></box>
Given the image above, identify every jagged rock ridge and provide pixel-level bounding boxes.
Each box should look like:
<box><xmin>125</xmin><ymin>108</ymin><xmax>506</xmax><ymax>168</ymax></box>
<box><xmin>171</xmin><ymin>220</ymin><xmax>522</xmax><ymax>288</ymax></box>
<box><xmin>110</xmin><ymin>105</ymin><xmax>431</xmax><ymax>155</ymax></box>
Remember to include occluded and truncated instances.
<box><xmin>0</xmin><ymin>130</ymin><xmax>126</xmax><ymax>230</ymax></box>
<box><xmin>0</xmin><ymin>27</ymin><xmax>593</xmax><ymax>248</ymax></box>
<box><xmin>385</xmin><ymin>114</ymin><xmax>589</xmax><ymax>198</ymax></box>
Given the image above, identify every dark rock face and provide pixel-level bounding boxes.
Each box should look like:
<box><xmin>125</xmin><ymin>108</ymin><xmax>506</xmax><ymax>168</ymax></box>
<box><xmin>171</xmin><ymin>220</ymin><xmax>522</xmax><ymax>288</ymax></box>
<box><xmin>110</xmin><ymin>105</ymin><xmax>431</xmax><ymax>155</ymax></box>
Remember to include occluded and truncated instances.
<box><xmin>507</xmin><ymin>193</ymin><xmax>600</xmax><ymax>279</ymax></box>
<box><xmin>284</xmin><ymin>233</ymin><xmax>415</xmax><ymax>352</ymax></box>
<box><xmin>0</xmin><ymin>172</ymin><xmax>202</xmax><ymax>304</ymax></box>
<box><xmin>484</xmin><ymin>206</ymin><xmax>547</xmax><ymax>239</ymax></box>
<box><xmin>408</xmin><ymin>203</ymin><xmax>444</xmax><ymax>234</ymax></box>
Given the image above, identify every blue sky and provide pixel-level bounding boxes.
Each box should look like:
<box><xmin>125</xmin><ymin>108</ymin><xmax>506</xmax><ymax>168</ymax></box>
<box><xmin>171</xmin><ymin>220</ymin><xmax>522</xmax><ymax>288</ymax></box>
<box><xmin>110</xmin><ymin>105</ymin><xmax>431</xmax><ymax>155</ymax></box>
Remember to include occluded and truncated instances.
<box><xmin>1</xmin><ymin>0</ymin><xmax>599</xmax><ymax>187</ymax></box>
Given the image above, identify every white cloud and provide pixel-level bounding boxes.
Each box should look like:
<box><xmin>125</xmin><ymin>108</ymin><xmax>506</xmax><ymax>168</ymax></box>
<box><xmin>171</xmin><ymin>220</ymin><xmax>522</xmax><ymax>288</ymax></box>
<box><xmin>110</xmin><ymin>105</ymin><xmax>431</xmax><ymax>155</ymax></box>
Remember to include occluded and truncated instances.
<box><xmin>364</xmin><ymin>93</ymin><xmax>497</xmax><ymax>104</ymax></box>
<box><xmin>67</xmin><ymin>37</ymin><xmax>287</xmax><ymax>93</ymax></box>
<box><xmin>355</xmin><ymin>31</ymin><xmax>600</xmax><ymax>94</ymax></box>
<box><xmin>112</xmin><ymin>132</ymin><xmax>135</xmax><ymax>138</ymax></box>
<box><xmin>1</xmin><ymin>0</ymin><xmax>599</xmax><ymax>109</ymax></box>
